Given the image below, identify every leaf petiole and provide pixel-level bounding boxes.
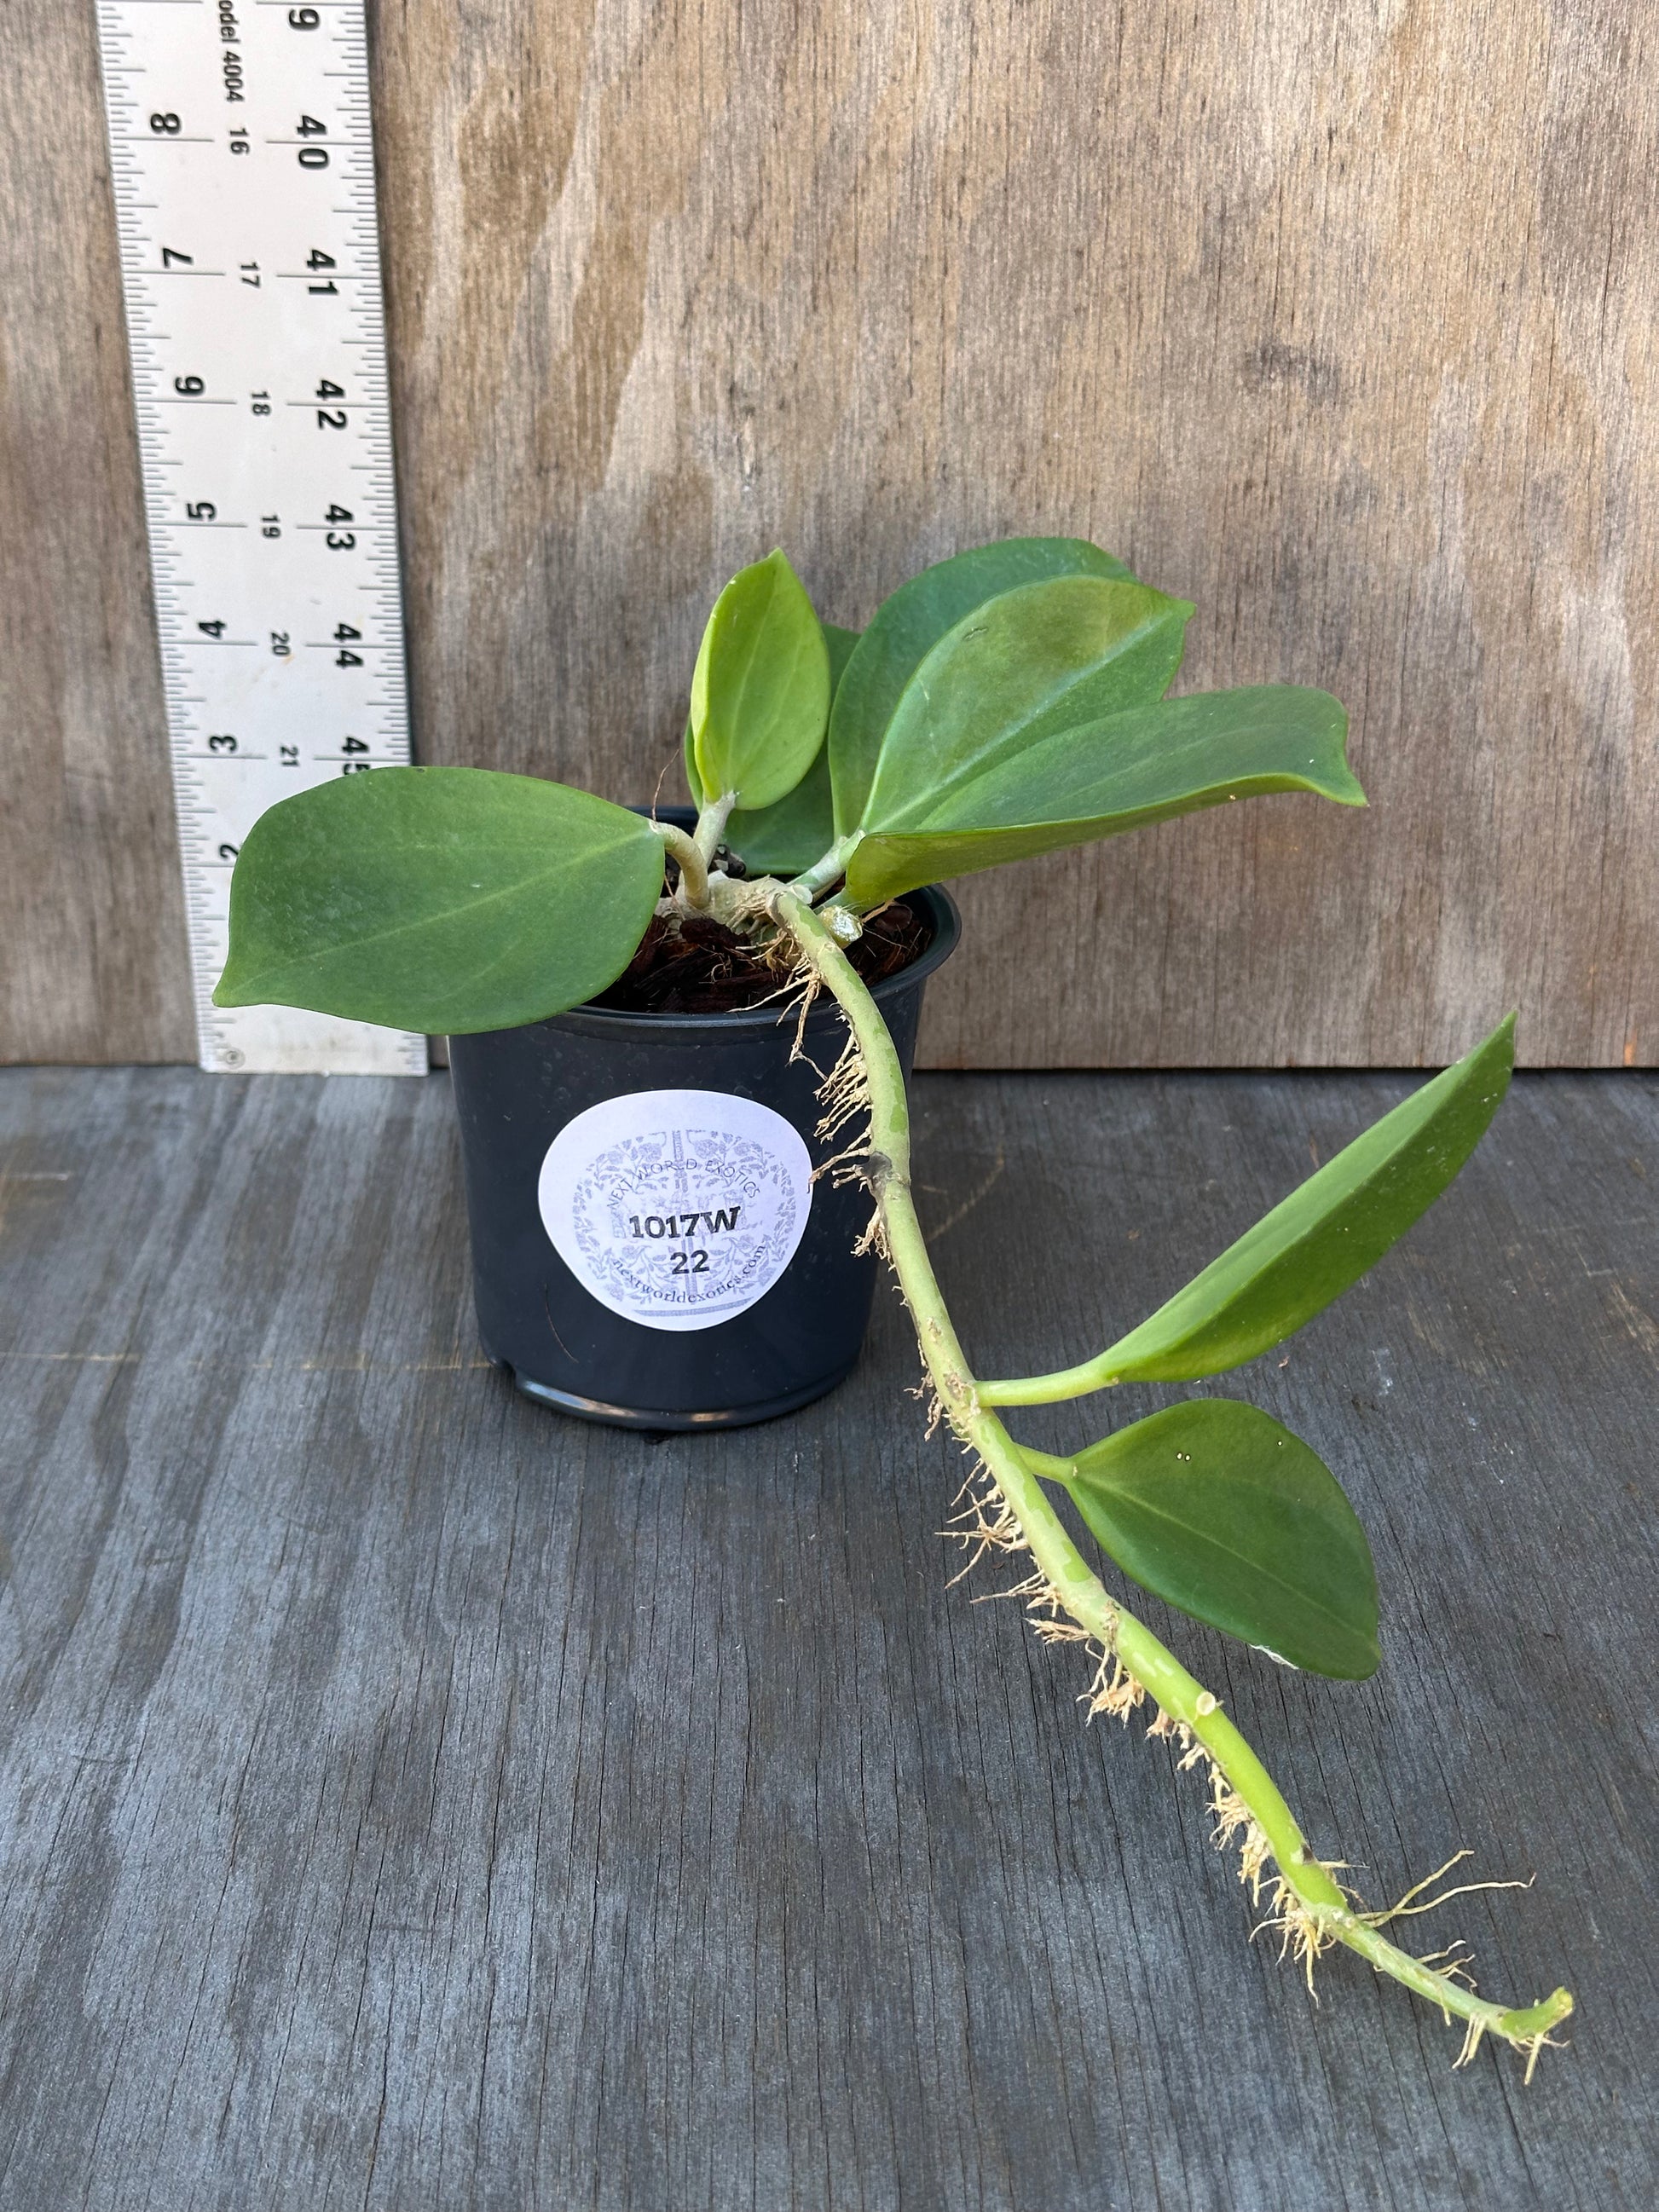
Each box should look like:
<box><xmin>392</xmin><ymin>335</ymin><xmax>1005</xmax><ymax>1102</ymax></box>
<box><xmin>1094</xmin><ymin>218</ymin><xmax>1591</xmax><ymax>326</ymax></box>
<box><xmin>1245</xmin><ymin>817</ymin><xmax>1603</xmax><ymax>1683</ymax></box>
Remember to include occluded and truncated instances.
<box><xmin>650</xmin><ymin>817</ymin><xmax>710</xmax><ymax>910</ymax></box>
<box><xmin>692</xmin><ymin>791</ymin><xmax>737</xmax><ymax>867</ymax></box>
<box><xmin>784</xmin><ymin>834</ymin><xmax>858</xmax><ymax>902</ymax></box>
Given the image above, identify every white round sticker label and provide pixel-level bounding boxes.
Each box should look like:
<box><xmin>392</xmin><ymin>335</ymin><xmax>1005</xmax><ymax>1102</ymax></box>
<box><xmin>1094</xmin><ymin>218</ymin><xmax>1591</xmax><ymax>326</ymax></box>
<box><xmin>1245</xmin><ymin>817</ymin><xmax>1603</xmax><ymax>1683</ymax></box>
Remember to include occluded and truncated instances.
<box><xmin>537</xmin><ymin>1089</ymin><xmax>814</xmax><ymax>1332</ymax></box>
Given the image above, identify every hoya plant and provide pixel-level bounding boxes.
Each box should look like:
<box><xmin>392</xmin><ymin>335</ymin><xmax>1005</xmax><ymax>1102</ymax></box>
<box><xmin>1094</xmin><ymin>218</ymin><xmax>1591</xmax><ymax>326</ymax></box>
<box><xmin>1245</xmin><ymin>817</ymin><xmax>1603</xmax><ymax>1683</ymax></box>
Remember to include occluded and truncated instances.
<box><xmin>217</xmin><ymin>537</ymin><xmax>1572</xmax><ymax>2069</ymax></box>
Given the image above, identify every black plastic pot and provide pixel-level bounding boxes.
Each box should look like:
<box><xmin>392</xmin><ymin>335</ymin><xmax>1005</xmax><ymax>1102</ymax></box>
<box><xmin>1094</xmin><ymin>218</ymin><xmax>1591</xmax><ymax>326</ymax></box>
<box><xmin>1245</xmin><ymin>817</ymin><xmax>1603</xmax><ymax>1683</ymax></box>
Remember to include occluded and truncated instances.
<box><xmin>448</xmin><ymin>876</ymin><xmax>960</xmax><ymax>1429</ymax></box>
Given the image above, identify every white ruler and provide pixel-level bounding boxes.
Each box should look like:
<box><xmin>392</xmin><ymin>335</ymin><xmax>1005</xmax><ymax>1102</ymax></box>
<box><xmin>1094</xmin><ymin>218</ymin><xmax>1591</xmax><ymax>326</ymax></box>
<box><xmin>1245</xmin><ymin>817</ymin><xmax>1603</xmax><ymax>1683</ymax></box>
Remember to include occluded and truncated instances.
<box><xmin>95</xmin><ymin>0</ymin><xmax>425</xmax><ymax>1075</ymax></box>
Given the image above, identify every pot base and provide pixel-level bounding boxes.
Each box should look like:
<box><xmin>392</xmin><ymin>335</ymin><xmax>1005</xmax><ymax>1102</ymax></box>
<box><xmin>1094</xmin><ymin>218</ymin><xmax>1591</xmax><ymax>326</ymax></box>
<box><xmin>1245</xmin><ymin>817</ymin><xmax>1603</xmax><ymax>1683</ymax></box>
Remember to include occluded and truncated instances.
<box><xmin>500</xmin><ymin>1352</ymin><xmax>860</xmax><ymax>1431</ymax></box>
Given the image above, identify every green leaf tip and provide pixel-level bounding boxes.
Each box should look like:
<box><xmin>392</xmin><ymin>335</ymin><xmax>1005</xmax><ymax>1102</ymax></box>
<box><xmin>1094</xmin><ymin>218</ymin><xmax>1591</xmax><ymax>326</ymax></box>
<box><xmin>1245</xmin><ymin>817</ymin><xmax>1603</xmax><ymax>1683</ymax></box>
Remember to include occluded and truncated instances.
<box><xmin>828</xmin><ymin>536</ymin><xmax>1137</xmax><ymax>838</ymax></box>
<box><xmin>1034</xmin><ymin>1398</ymin><xmax>1380</xmax><ymax>1680</ymax></box>
<box><xmin>983</xmin><ymin>1013</ymin><xmax>1515</xmax><ymax>1404</ymax></box>
<box><xmin>841</xmin><ymin>681</ymin><xmax>1361</xmax><ymax>908</ymax></box>
<box><xmin>690</xmin><ymin>548</ymin><xmax>831</xmax><ymax>812</ymax></box>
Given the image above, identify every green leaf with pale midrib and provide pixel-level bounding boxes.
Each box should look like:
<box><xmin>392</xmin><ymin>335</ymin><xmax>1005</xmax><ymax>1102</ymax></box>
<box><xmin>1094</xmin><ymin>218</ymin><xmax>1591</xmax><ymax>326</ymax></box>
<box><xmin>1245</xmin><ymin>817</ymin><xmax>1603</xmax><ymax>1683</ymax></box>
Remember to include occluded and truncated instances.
<box><xmin>214</xmin><ymin>766</ymin><xmax>665</xmax><ymax>1033</ymax></box>
<box><xmin>1037</xmin><ymin>1398</ymin><xmax>1379</xmax><ymax>1679</ymax></box>
<box><xmin>829</xmin><ymin>536</ymin><xmax>1134</xmax><ymax>836</ymax></box>
<box><xmin>843</xmin><ymin>684</ymin><xmax>1361</xmax><ymax>907</ymax></box>
<box><xmin>1061</xmin><ymin>1015</ymin><xmax>1517</xmax><ymax>1389</ymax></box>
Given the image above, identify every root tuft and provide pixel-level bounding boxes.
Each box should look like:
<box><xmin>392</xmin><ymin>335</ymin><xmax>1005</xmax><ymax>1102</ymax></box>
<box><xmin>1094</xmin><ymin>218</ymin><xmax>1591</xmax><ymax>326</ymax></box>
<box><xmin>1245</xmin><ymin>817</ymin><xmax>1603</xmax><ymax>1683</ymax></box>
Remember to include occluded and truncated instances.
<box><xmin>814</xmin><ymin>1028</ymin><xmax>874</xmax><ymax>1151</ymax></box>
<box><xmin>939</xmin><ymin>1462</ymin><xmax>1029</xmax><ymax>1585</ymax></box>
<box><xmin>1144</xmin><ymin>1706</ymin><xmax>1193</xmax><ymax>1750</ymax></box>
<box><xmin>1206</xmin><ymin>1770</ymin><xmax>1275</xmax><ymax>1900</ymax></box>
<box><xmin>1512</xmin><ymin>2026</ymin><xmax>1569</xmax><ymax>2085</ymax></box>
<box><xmin>1083</xmin><ymin>1651</ymin><xmax>1146</xmax><ymax>1726</ymax></box>
<box><xmin>854</xmin><ymin>1209</ymin><xmax>889</xmax><ymax>1260</ymax></box>
<box><xmin>1252</xmin><ymin>1874</ymin><xmax>1347</xmax><ymax>1994</ymax></box>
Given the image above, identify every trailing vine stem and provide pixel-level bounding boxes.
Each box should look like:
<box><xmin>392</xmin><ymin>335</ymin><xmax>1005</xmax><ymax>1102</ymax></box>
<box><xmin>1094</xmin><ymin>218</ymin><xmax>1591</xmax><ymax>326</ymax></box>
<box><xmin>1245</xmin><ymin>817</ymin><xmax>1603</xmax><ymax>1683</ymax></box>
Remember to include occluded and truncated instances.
<box><xmin>770</xmin><ymin>888</ymin><xmax>1573</xmax><ymax>2075</ymax></box>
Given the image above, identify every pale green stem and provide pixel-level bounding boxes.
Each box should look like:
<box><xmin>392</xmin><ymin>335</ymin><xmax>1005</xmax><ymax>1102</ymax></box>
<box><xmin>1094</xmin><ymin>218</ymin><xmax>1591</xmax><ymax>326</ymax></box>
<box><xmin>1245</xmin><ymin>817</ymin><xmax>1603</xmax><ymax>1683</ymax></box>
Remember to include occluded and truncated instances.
<box><xmin>980</xmin><ymin>1357</ymin><xmax>1124</xmax><ymax>1406</ymax></box>
<box><xmin>693</xmin><ymin>792</ymin><xmax>737</xmax><ymax>867</ymax></box>
<box><xmin>771</xmin><ymin>888</ymin><xmax>1573</xmax><ymax>2065</ymax></box>
<box><xmin>650</xmin><ymin>819</ymin><xmax>709</xmax><ymax>909</ymax></box>
<box><xmin>785</xmin><ymin>835</ymin><xmax>858</xmax><ymax>903</ymax></box>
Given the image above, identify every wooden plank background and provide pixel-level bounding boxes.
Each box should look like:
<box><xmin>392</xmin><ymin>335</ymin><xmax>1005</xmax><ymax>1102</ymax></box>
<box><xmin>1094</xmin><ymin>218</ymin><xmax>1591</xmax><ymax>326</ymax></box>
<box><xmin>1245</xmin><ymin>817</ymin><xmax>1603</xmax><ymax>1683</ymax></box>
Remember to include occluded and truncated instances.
<box><xmin>3</xmin><ymin>0</ymin><xmax>1655</xmax><ymax>1068</ymax></box>
<box><xmin>3</xmin><ymin>1061</ymin><xmax>1656</xmax><ymax>2206</ymax></box>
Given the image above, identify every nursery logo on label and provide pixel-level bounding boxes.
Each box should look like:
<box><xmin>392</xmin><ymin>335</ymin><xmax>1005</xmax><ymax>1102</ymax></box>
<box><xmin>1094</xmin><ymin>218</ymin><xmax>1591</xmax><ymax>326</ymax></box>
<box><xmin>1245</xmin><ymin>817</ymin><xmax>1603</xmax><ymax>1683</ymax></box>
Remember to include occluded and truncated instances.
<box><xmin>537</xmin><ymin>1089</ymin><xmax>813</xmax><ymax>1332</ymax></box>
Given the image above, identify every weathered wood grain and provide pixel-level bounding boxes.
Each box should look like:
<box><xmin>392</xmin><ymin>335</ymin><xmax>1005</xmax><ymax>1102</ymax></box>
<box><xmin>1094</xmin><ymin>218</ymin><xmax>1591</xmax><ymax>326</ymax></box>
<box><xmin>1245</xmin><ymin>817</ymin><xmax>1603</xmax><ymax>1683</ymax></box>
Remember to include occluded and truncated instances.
<box><xmin>339</xmin><ymin>0</ymin><xmax>1659</xmax><ymax>1072</ymax></box>
<box><xmin>0</xmin><ymin>1063</ymin><xmax>1653</xmax><ymax>2207</ymax></box>
<box><xmin>0</xmin><ymin>0</ymin><xmax>194</xmax><ymax>1065</ymax></box>
<box><xmin>4</xmin><ymin>0</ymin><xmax>1657</xmax><ymax>1066</ymax></box>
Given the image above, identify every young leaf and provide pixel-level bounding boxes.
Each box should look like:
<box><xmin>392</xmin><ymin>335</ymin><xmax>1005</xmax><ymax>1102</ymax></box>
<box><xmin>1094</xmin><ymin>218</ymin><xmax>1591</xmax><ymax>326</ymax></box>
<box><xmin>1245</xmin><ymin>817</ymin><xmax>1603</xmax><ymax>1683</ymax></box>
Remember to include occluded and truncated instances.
<box><xmin>213</xmin><ymin>767</ymin><xmax>665</xmax><ymax>1034</ymax></box>
<box><xmin>697</xmin><ymin>624</ymin><xmax>858</xmax><ymax>876</ymax></box>
<box><xmin>691</xmin><ymin>549</ymin><xmax>831</xmax><ymax>811</ymax></box>
<box><xmin>829</xmin><ymin>536</ymin><xmax>1134</xmax><ymax>835</ymax></box>
<box><xmin>1033</xmin><ymin>1400</ymin><xmax>1379</xmax><ymax>1679</ymax></box>
<box><xmin>842</xmin><ymin>684</ymin><xmax>1361</xmax><ymax>907</ymax></box>
<box><xmin>982</xmin><ymin>1016</ymin><xmax>1515</xmax><ymax>1402</ymax></box>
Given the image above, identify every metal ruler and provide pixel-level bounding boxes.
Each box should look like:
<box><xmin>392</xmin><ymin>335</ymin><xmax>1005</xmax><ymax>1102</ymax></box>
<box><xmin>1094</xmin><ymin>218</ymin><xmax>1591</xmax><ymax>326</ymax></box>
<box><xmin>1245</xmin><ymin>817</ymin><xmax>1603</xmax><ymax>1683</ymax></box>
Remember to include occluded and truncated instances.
<box><xmin>95</xmin><ymin>0</ymin><xmax>425</xmax><ymax>1075</ymax></box>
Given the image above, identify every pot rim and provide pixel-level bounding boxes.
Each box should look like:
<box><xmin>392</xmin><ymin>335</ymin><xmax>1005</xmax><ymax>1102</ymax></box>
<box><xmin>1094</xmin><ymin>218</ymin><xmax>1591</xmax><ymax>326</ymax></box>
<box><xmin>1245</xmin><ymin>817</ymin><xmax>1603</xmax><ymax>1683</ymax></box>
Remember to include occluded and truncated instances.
<box><xmin>535</xmin><ymin>878</ymin><xmax>961</xmax><ymax>1041</ymax></box>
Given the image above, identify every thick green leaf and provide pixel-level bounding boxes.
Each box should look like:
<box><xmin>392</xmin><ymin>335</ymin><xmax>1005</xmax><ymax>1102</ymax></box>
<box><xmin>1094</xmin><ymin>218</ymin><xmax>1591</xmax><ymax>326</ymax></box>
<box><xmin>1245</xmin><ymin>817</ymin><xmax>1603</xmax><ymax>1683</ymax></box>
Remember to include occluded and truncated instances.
<box><xmin>823</xmin><ymin>620</ymin><xmax>862</xmax><ymax>689</ymax></box>
<box><xmin>1009</xmin><ymin>1016</ymin><xmax>1515</xmax><ymax>1395</ymax></box>
<box><xmin>1039</xmin><ymin>1399</ymin><xmax>1379</xmax><ymax>1679</ymax></box>
<box><xmin>858</xmin><ymin>574</ymin><xmax>1192</xmax><ymax>829</ymax></box>
<box><xmin>843</xmin><ymin>683</ymin><xmax>1361</xmax><ymax>907</ymax></box>
<box><xmin>691</xmin><ymin>548</ymin><xmax>830</xmax><ymax>810</ymax></box>
<box><xmin>691</xmin><ymin>624</ymin><xmax>858</xmax><ymax>875</ymax></box>
<box><xmin>213</xmin><ymin>766</ymin><xmax>664</xmax><ymax>1034</ymax></box>
<box><xmin>829</xmin><ymin>536</ymin><xmax>1133</xmax><ymax>835</ymax></box>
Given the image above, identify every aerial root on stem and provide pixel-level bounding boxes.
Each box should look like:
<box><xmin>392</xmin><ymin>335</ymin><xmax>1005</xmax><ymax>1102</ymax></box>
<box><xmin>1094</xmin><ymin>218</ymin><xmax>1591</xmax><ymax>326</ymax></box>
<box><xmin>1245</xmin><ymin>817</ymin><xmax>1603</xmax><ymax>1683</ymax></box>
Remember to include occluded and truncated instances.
<box><xmin>814</xmin><ymin>1028</ymin><xmax>874</xmax><ymax>1150</ymax></box>
<box><xmin>945</xmin><ymin>1470</ymin><xmax>1570</xmax><ymax>2067</ymax></box>
<box><xmin>1357</xmin><ymin>1849</ymin><xmax>1535</xmax><ymax>1932</ymax></box>
<box><xmin>777</xmin><ymin>883</ymin><xmax>1573</xmax><ymax>2078</ymax></box>
<box><xmin>939</xmin><ymin>1459</ymin><xmax>1026</xmax><ymax>1582</ymax></box>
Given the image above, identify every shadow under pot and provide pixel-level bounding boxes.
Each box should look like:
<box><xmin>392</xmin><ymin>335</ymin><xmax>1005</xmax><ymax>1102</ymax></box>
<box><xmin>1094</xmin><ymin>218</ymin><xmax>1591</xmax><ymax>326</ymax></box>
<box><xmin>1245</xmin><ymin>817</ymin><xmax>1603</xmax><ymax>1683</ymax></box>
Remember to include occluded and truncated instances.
<box><xmin>446</xmin><ymin>881</ymin><xmax>960</xmax><ymax>1429</ymax></box>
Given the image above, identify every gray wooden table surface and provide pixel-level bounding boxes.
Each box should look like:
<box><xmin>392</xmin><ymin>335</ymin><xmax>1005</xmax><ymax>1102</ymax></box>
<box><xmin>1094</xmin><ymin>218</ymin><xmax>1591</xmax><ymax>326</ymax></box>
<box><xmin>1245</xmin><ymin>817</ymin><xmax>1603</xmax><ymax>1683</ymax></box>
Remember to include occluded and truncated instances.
<box><xmin>1</xmin><ymin>1065</ymin><xmax>1653</xmax><ymax>2210</ymax></box>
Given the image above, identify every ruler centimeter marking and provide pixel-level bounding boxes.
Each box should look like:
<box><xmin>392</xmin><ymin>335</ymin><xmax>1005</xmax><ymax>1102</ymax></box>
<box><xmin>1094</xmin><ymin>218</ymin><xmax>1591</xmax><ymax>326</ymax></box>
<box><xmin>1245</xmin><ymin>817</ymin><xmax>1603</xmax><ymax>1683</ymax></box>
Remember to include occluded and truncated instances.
<box><xmin>95</xmin><ymin>0</ymin><xmax>425</xmax><ymax>1075</ymax></box>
